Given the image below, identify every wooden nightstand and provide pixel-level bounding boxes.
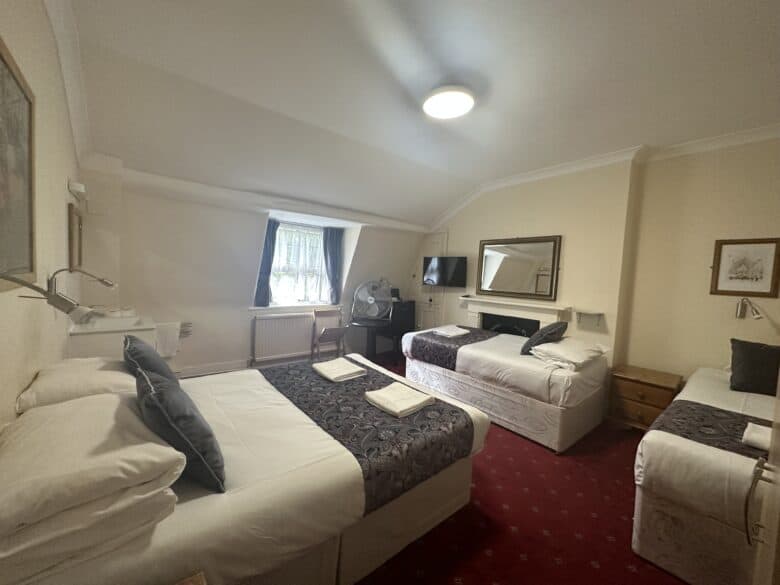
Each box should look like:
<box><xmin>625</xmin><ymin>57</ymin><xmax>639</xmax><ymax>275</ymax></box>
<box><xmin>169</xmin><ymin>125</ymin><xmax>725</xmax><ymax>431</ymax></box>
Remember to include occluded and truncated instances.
<box><xmin>610</xmin><ymin>365</ymin><xmax>682</xmax><ymax>431</ymax></box>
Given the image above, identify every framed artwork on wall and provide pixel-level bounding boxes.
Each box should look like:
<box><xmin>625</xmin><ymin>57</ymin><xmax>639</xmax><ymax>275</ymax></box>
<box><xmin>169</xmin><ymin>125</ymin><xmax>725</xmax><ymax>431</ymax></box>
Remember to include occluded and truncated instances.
<box><xmin>710</xmin><ymin>238</ymin><xmax>780</xmax><ymax>298</ymax></box>
<box><xmin>0</xmin><ymin>35</ymin><xmax>35</xmax><ymax>291</ymax></box>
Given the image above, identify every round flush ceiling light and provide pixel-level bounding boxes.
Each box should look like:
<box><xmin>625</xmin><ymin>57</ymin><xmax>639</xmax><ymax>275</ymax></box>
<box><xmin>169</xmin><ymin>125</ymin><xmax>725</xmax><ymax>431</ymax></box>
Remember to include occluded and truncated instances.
<box><xmin>422</xmin><ymin>86</ymin><xmax>475</xmax><ymax>119</ymax></box>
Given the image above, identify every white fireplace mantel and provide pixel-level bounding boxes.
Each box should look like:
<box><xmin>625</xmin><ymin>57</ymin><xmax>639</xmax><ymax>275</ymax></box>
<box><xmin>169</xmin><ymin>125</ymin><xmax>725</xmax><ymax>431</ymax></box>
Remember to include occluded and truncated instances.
<box><xmin>458</xmin><ymin>295</ymin><xmax>572</xmax><ymax>327</ymax></box>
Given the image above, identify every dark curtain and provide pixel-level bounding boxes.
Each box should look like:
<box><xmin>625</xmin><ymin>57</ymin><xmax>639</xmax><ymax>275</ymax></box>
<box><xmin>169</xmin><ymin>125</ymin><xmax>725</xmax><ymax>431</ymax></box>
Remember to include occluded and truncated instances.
<box><xmin>322</xmin><ymin>227</ymin><xmax>344</xmax><ymax>305</ymax></box>
<box><xmin>254</xmin><ymin>218</ymin><xmax>280</xmax><ymax>307</ymax></box>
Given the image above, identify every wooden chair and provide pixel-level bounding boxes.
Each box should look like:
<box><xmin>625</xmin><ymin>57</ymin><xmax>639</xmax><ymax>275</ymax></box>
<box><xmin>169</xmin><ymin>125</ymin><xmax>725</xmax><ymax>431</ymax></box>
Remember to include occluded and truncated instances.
<box><xmin>311</xmin><ymin>308</ymin><xmax>348</xmax><ymax>360</ymax></box>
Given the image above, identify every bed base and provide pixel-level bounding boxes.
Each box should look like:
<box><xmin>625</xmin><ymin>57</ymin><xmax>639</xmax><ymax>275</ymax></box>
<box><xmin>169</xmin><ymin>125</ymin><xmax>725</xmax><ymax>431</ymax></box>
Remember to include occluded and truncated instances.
<box><xmin>406</xmin><ymin>357</ymin><xmax>605</xmax><ymax>453</ymax></box>
<box><xmin>632</xmin><ymin>487</ymin><xmax>756</xmax><ymax>585</ymax></box>
<box><xmin>242</xmin><ymin>457</ymin><xmax>472</xmax><ymax>585</ymax></box>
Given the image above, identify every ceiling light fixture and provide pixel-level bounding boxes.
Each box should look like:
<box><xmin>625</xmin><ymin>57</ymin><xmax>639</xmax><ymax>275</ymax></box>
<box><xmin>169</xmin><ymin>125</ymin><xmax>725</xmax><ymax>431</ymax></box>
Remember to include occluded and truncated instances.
<box><xmin>422</xmin><ymin>86</ymin><xmax>475</xmax><ymax>119</ymax></box>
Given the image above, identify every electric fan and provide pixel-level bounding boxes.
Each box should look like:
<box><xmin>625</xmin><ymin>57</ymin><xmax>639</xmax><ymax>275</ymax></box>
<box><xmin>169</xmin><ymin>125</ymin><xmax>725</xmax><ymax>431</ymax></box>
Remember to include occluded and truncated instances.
<box><xmin>351</xmin><ymin>279</ymin><xmax>393</xmax><ymax>321</ymax></box>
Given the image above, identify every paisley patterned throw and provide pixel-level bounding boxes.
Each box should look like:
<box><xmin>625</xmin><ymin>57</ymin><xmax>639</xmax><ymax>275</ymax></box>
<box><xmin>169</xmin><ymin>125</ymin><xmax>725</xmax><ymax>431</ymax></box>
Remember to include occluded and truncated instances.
<box><xmin>410</xmin><ymin>327</ymin><xmax>498</xmax><ymax>371</ymax></box>
<box><xmin>259</xmin><ymin>360</ymin><xmax>474</xmax><ymax>513</ymax></box>
<box><xmin>650</xmin><ymin>399</ymin><xmax>771</xmax><ymax>459</ymax></box>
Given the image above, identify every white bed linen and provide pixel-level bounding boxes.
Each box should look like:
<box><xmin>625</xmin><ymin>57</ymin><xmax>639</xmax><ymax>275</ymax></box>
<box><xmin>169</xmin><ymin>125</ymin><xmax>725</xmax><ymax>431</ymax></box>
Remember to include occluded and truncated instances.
<box><xmin>0</xmin><ymin>394</ymin><xmax>184</xmax><ymax>584</ymax></box>
<box><xmin>402</xmin><ymin>329</ymin><xmax>607</xmax><ymax>407</ymax></box>
<box><xmin>634</xmin><ymin>368</ymin><xmax>773</xmax><ymax>531</ymax></box>
<box><xmin>41</xmin><ymin>359</ymin><xmax>488</xmax><ymax>585</ymax></box>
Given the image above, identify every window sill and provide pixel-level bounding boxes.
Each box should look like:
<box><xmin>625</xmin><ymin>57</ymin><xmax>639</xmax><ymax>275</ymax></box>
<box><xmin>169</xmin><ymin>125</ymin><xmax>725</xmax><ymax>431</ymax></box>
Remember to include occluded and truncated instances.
<box><xmin>248</xmin><ymin>304</ymin><xmax>340</xmax><ymax>315</ymax></box>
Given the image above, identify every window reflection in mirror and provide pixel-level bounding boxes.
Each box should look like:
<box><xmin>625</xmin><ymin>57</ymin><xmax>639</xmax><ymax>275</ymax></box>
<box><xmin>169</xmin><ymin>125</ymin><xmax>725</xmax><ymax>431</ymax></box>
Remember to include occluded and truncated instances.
<box><xmin>477</xmin><ymin>236</ymin><xmax>561</xmax><ymax>301</ymax></box>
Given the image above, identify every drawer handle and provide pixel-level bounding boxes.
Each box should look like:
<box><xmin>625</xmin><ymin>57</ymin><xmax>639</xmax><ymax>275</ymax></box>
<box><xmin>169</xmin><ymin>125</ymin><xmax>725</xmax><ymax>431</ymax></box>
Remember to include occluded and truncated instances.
<box><xmin>635</xmin><ymin>411</ymin><xmax>645</xmax><ymax>423</ymax></box>
<box><xmin>637</xmin><ymin>391</ymin><xmax>646</xmax><ymax>400</ymax></box>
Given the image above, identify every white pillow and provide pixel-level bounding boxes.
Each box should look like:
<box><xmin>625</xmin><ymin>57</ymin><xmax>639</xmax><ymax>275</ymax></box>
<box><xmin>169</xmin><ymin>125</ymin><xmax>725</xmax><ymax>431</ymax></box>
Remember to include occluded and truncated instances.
<box><xmin>16</xmin><ymin>357</ymin><xmax>136</xmax><ymax>414</ymax></box>
<box><xmin>530</xmin><ymin>337</ymin><xmax>608</xmax><ymax>370</ymax></box>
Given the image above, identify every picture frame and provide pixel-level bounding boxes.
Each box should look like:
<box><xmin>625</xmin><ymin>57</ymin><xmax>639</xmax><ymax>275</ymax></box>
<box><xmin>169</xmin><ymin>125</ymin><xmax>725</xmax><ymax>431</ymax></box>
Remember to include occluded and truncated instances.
<box><xmin>0</xmin><ymin>34</ymin><xmax>35</xmax><ymax>291</ymax></box>
<box><xmin>710</xmin><ymin>238</ymin><xmax>780</xmax><ymax>298</ymax></box>
<box><xmin>68</xmin><ymin>203</ymin><xmax>83</xmax><ymax>270</ymax></box>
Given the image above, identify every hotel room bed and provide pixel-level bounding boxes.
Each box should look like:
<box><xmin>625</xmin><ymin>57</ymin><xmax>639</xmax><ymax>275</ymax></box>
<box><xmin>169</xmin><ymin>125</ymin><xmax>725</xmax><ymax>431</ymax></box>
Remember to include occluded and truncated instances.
<box><xmin>31</xmin><ymin>354</ymin><xmax>489</xmax><ymax>585</ymax></box>
<box><xmin>633</xmin><ymin>367</ymin><xmax>774</xmax><ymax>585</ymax></box>
<box><xmin>402</xmin><ymin>328</ymin><xmax>608</xmax><ymax>452</ymax></box>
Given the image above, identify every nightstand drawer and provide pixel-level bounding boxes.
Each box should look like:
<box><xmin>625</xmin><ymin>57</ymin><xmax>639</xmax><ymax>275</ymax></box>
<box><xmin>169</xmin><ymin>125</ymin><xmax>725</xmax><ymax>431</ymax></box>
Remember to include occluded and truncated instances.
<box><xmin>612</xmin><ymin>378</ymin><xmax>674</xmax><ymax>409</ymax></box>
<box><xmin>611</xmin><ymin>397</ymin><xmax>664</xmax><ymax>428</ymax></box>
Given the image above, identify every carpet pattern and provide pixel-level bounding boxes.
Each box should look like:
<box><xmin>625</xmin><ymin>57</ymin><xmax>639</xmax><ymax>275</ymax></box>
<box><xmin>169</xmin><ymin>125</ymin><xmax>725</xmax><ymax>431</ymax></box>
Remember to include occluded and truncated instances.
<box><xmin>359</xmin><ymin>354</ymin><xmax>685</xmax><ymax>585</ymax></box>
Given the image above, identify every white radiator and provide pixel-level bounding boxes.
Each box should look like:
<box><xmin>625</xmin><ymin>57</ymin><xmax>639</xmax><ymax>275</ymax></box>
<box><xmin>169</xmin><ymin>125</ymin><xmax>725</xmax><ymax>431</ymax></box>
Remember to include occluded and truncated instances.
<box><xmin>251</xmin><ymin>311</ymin><xmax>341</xmax><ymax>364</ymax></box>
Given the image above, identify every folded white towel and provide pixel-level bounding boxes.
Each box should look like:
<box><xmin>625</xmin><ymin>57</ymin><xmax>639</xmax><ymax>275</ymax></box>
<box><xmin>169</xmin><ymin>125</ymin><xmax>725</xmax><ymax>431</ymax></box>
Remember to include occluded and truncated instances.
<box><xmin>432</xmin><ymin>325</ymin><xmax>470</xmax><ymax>338</ymax></box>
<box><xmin>742</xmin><ymin>422</ymin><xmax>771</xmax><ymax>451</ymax></box>
<box><xmin>313</xmin><ymin>357</ymin><xmax>366</xmax><ymax>382</ymax></box>
<box><xmin>365</xmin><ymin>382</ymin><xmax>435</xmax><ymax>417</ymax></box>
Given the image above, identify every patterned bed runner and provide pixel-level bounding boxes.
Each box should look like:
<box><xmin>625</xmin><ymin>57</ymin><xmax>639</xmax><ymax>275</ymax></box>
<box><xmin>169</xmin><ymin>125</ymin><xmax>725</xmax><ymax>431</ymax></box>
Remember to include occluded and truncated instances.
<box><xmin>258</xmin><ymin>360</ymin><xmax>474</xmax><ymax>513</ymax></box>
<box><xmin>410</xmin><ymin>327</ymin><xmax>498</xmax><ymax>371</ymax></box>
<box><xmin>650</xmin><ymin>399</ymin><xmax>772</xmax><ymax>459</ymax></box>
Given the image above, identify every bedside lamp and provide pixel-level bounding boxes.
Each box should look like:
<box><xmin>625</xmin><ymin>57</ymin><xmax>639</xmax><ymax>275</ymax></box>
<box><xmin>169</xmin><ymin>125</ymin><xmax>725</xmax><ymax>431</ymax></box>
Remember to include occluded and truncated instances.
<box><xmin>0</xmin><ymin>269</ymin><xmax>112</xmax><ymax>324</ymax></box>
<box><xmin>735</xmin><ymin>297</ymin><xmax>763</xmax><ymax>320</ymax></box>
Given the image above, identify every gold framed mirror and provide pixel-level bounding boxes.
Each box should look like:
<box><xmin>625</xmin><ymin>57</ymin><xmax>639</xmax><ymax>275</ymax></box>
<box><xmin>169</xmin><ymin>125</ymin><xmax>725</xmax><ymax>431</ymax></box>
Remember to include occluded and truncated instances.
<box><xmin>476</xmin><ymin>235</ymin><xmax>562</xmax><ymax>301</ymax></box>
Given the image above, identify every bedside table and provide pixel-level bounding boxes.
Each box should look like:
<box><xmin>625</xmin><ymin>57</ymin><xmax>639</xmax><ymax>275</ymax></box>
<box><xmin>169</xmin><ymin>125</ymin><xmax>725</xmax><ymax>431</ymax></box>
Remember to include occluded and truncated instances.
<box><xmin>610</xmin><ymin>365</ymin><xmax>682</xmax><ymax>431</ymax></box>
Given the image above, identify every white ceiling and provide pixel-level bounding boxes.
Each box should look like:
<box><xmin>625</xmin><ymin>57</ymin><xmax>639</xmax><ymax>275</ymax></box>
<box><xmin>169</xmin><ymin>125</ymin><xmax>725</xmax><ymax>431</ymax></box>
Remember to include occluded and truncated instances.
<box><xmin>71</xmin><ymin>0</ymin><xmax>780</xmax><ymax>225</ymax></box>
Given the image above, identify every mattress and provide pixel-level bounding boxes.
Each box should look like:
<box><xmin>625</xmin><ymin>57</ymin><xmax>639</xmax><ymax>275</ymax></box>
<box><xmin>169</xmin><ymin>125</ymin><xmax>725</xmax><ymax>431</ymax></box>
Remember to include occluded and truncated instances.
<box><xmin>39</xmin><ymin>356</ymin><xmax>488</xmax><ymax>585</ymax></box>
<box><xmin>402</xmin><ymin>329</ymin><xmax>608</xmax><ymax>407</ymax></box>
<box><xmin>634</xmin><ymin>368</ymin><xmax>773</xmax><ymax>531</ymax></box>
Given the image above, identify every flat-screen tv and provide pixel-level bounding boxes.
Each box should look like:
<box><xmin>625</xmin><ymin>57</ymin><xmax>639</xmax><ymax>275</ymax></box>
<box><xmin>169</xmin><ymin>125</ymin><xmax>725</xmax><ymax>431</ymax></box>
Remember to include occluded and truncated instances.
<box><xmin>423</xmin><ymin>256</ymin><xmax>467</xmax><ymax>287</ymax></box>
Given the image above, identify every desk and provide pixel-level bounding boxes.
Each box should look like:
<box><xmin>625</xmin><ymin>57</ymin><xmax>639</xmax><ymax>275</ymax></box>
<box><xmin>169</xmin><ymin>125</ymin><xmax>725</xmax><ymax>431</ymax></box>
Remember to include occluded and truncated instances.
<box><xmin>351</xmin><ymin>300</ymin><xmax>415</xmax><ymax>359</ymax></box>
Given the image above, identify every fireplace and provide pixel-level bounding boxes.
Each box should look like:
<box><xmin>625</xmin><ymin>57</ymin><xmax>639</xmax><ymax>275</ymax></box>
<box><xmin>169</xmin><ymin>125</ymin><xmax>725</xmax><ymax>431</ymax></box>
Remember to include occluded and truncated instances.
<box><xmin>481</xmin><ymin>313</ymin><xmax>540</xmax><ymax>337</ymax></box>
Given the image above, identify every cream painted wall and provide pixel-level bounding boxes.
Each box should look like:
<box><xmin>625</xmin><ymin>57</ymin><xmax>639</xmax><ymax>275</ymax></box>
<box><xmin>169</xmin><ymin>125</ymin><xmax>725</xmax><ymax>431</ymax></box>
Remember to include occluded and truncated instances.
<box><xmin>119</xmin><ymin>189</ymin><xmax>267</xmax><ymax>374</ymax></box>
<box><xmin>626</xmin><ymin>139</ymin><xmax>780</xmax><ymax>376</ymax></box>
<box><xmin>437</xmin><ymin>161</ymin><xmax>636</xmax><ymax>355</ymax></box>
<box><xmin>342</xmin><ymin>226</ymin><xmax>423</xmax><ymax>353</ymax></box>
<box><xmin>0</xmin><ymin>0</ymin><xmax>79</xmax><ymax>423</ymax></box>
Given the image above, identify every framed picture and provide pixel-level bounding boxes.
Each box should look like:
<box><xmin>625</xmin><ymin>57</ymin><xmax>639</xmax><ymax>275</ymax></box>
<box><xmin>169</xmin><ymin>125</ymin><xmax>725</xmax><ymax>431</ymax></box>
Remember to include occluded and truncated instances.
<box><xmin>710</xmin><ymin>238</ymin><xmax>780</xmax><ymax>298</ymax></box>
<box><xmin>68</xmin><ymin>203</ymin><xmax>83</xmax><ymax>270</ymax></box>
<box><xmin>0</xmin><ymin>35</ymin><xmax>35</xmax><ymax>290</ymax></box>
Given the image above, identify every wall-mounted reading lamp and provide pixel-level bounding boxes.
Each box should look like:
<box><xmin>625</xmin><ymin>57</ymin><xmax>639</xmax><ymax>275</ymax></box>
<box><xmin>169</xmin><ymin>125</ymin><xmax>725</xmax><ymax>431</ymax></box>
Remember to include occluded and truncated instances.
<box><xmin>736</xmin><ymin>297</ymin><xmax>763</xmax><ymax>320</ymax></box>
<box><xmin>0</xmin><ymin>267</ymin><xmax>115</xmax><ymax>324</ymax></box>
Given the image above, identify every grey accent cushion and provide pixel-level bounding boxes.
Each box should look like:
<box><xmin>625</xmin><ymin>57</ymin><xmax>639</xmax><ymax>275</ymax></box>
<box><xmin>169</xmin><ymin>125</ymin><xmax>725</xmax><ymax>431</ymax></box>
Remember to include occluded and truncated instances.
<box><xmin>124</xmin><ymin>335</ymin><xmax>177</xmax><ymax>381</ymax></box>
<box><xmin>521</xmin><ymin>321</ymin><xmax>568</xmax><ymax>355</ymax></box>
<box><xmin>136</xmin><ymin>369</ymin><xmax>226</xmax><ymax>492</ymax></box>
<box><xmin>730</xmin><ymin>338</ymin><xmax>780</xmax><ymax>397</ymax></box>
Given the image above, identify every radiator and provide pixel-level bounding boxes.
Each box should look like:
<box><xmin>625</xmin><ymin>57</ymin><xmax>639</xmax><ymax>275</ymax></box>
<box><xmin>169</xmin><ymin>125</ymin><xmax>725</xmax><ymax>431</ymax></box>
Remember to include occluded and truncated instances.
<box><xmin>251</xmin><ymin>311</ymin><xmax>341</xmax><ymax>364</ymax></box>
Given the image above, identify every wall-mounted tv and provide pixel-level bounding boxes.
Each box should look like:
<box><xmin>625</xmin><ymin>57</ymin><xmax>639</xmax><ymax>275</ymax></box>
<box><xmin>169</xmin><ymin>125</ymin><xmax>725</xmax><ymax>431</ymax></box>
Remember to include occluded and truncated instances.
<box><xmin>422</xmin><ymin>256</ymin><xmax>467</xmax><ymax>287</ymax></box>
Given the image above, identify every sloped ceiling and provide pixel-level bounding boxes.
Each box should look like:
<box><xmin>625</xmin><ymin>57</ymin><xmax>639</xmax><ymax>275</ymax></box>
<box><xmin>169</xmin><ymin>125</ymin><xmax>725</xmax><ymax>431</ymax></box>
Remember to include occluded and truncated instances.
<box><xmin>72</xmin><ymin>0</ymin><xmax>780</xmax><ymax>225</ymax></box>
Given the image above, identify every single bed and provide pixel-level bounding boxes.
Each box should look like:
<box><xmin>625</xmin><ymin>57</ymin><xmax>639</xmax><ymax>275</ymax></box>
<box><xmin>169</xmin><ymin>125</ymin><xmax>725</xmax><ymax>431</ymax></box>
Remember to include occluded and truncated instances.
<box><xmin>402</xmin><ymin>328</ymin><xmax>608</xmax><ymax>452</ymax></box>
<box><xmin>633</xmin><ymin>367</ymin><xmax>774</xmax><ymax>585</ymax></box>
<box><xmin>31</xmin><ymin>354</ymin><xmax>490</xmax><ymax>585</ymax></box>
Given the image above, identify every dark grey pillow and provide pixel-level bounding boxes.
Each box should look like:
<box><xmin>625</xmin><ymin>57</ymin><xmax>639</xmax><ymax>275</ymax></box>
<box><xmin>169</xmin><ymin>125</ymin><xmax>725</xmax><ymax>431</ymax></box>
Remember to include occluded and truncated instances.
<box><xmin>124</xmin><ymin>335</ymin><xmax>177</xmax><ymax>381</ymax></box>
<box><xmin>521</xmin><ymin>321</ymin><xmax>568</xmax><ymax>355</ymax></box>
<box><xmin>136</xmin><ymin>369</ymin><xmax>226</xmax><ymax>493</ymax></box>
<box><xmin>730</xmin><ymin>338</ymin><xmax>780</xmax><ymax>396</ymax></box>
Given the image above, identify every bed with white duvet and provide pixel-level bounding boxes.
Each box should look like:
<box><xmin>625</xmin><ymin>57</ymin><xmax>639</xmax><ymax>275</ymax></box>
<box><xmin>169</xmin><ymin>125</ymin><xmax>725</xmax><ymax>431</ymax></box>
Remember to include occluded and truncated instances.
<box><xmin>3</xmin><ymin>354</ymin><xmax>488</xmax><ymax>585</ymax></box>
<box><xmin>402</xmin><ymin>328</ymin><xmax>608</xmax><ymax>452</ymax></box>
<box><xmin>633</xmin><ymin>367</ymin><xmax>774</xmax><ymax>585</ymax></box>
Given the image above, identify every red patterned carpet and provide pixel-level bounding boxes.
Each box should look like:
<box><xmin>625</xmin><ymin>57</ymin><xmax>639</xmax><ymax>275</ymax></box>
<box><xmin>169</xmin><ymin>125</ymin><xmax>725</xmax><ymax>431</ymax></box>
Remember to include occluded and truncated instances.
<box><xmin>360</xmin><ymin>355</ymin><xmax>685</xmax><ymax>585</ymax></box>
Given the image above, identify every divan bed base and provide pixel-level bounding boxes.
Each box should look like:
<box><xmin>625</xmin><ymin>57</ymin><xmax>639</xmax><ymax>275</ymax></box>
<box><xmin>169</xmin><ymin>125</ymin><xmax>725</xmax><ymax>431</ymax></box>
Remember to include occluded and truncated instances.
<box><xmin>406</xmin><ymin>357</ymin><xmax>605</xmax><ymax>452</ymax></box>
<box><xmin>241</xmin><ymin>456</ymin><xmax>473</xmax><ymax>585</ymax></box>
<box><xmin>632</xmin><ymin>487</ymin><xmax>755</xmax><ymax>585</ymax></box>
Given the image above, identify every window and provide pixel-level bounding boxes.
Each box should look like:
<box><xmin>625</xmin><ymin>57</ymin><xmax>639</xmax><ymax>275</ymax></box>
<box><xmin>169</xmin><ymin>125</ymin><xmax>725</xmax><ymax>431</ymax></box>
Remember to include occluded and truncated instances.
<box><xmin>269</xmin><ymin>222</ymin><xmax>330</xmax><ymax>306</ymax></box>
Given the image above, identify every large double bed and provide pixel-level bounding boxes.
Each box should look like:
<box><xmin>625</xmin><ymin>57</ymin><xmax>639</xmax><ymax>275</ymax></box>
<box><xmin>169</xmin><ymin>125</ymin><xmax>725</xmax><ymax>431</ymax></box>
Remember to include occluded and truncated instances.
<box><xmin>402</xmin><ymin>327</ymin><xmax>608</xmax><ymax>452</ymax></box>
<box><xmin>9</xmin><ymin>355</ymin><xmax>489</xmax><ymax>585</ymax></box>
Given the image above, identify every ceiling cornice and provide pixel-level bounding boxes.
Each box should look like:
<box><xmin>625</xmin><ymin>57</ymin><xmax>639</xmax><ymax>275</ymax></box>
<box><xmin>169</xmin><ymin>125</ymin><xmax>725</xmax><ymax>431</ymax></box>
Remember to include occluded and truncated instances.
<box><xmin>647</xmin><ymin>123</ymin><xmax>780</xmax><ymax>161</ymax></box>
<box><xmin>120</xmin><ymin>167</ymin><xmax>429</xmax><ymax>233</ymax></box>
<box><xmin>430</xmin><ymin>146</ymin><xmax>645</xmax><ymax>231</ymax></box>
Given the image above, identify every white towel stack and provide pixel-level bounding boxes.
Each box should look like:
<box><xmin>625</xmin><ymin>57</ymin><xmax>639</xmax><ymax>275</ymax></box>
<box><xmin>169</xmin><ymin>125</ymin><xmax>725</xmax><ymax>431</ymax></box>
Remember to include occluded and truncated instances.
<box><xmin>365</xmin><ymin>382</ymin><xmax>435</xmax><ymax>417</ymax></box>
<box><xmin>313</xmin><ymin>357</ymin><xmax>366</xmax><ymax>382</ymax></box>
<box><xmin>431</xmin><ymin>325</ymin><xmax>470</xmax><ymax>338</ymax></box>
<box><xmin>742</xmin><ymin>422</ymin><xmax>771</xmax><ymax>451</ymax></box>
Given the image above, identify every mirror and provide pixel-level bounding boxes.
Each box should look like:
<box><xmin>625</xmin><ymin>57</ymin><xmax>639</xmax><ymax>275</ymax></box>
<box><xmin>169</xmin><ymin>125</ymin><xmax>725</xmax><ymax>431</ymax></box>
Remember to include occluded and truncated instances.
<box><xmin>477</xmin><ymin>236</ymin><xmax>561</xmax><ymax>301</ymax></box>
